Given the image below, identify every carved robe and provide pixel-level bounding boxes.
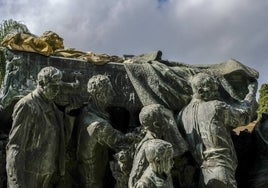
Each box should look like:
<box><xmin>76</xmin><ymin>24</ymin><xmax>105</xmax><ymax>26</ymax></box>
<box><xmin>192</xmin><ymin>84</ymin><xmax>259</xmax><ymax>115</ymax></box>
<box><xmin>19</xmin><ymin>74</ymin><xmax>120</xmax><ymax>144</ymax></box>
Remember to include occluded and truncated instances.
<box><xmin>76</xmin><ymin>106</ymin><xmax>127</xmax><ymax>188</ymax></box>
<box><xmin>178</xmin><ymin>98</ymin><xmax>251</xmax><ymax>188</ymax></box>
<box><xmin>6</xmin><ymin>89</ymin><xmax>65</xmax><ymax>188</ymax></box>
<box><xmin>128</xmin><ymin>132</ymin><xmax>156</xmax><ymax>188</ymax></box>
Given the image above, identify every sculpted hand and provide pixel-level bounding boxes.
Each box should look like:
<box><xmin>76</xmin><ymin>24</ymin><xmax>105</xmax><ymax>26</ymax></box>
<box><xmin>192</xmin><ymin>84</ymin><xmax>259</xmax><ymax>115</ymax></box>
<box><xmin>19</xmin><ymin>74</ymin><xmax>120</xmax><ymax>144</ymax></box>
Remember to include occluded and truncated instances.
<box><xmin>247</xmin><ymin>81</ymin><xmax>257</xmax><ymax>95</ymax></box>
<box><xmin>243</xmin><ymin>81</ymin><xmax>258</xmax><ymax>103</ymax></box>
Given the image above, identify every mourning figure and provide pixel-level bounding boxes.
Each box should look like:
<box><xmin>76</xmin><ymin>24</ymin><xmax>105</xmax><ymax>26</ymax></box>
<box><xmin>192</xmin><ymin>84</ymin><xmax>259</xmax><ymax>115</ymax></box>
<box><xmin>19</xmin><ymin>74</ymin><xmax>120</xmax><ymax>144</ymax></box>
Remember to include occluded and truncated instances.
<box><xmin>134</xmin><ymin>139</ymin><xmax>174</xmax><ymax>188</ymax></box>
<box><xmin>6</xmin><ymin>66</ymin><xmax>65</xmax><ymax>188</ymax></box>
<box><xmin>76</xmin><ymin>74</ymin><xmax>132</xmax><ymax>188</ymax></box>
<box><xmin>178</xmin><ymin>72</ymin><xmax>257</xmax><ymax>188</ymax></box>
<box><xmin>128</xmin><ymin>104</ymin><xmax>185</xmax><ymax>188</ymax></box>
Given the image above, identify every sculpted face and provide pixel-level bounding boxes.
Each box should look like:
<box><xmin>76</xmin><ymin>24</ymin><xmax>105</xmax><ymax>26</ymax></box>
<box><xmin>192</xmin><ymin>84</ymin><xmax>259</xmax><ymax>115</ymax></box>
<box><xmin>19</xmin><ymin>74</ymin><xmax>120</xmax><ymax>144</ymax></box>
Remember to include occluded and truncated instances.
<box><xmin>42</xmin><ymin>82</ymin><xmax>60</xmax><ymax>101</ymax></box>
<box><xmin>191</xmin><ymin>73</ymin><xmax>219</xmax><ymax>101</ymax></box>
<box><xmin>196</xmin><ymin>81</ymin><xmax>218</xmax><ymax>101</ymax></box>
<box><xmin>87</xmin><ymin>75</ymin><xmax>115</xmax><ymax>106</ymax></box>
<box><xmin>37</xmin><ymin>66</ymin><xmax>62</xmax><ymax>101</ymax></box>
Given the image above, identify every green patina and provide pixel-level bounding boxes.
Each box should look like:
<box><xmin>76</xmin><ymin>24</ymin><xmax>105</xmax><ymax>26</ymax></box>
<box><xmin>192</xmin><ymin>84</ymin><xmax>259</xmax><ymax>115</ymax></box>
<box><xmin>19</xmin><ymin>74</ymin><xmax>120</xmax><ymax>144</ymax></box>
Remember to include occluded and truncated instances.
<box><xmin>257</xmin><ymin>84</ymin><xmax>268</xmax><ymax>121</ymax></box>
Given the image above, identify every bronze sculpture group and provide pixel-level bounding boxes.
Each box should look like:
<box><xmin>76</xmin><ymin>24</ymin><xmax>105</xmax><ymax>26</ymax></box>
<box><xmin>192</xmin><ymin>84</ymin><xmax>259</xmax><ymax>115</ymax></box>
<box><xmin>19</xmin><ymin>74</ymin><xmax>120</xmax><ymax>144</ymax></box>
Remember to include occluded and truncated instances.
<box><xmin>0</xmin><ymin>29</ymin><xmax>262</xmax><ymax>187</ymax></box>
<box><xmin>3</xmin><ymin>63</ymin><xmax>258</xmax><ymax>188</ymax></box>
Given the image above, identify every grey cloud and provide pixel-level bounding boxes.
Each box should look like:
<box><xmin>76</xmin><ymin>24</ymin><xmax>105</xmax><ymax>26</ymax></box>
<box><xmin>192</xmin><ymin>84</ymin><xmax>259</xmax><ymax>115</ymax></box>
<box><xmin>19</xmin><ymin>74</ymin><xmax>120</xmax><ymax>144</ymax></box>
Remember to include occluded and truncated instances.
<box><xmin>0</xmin><ymin>0</ymin><xmax>268</xmax><ymax>88</ymax></box>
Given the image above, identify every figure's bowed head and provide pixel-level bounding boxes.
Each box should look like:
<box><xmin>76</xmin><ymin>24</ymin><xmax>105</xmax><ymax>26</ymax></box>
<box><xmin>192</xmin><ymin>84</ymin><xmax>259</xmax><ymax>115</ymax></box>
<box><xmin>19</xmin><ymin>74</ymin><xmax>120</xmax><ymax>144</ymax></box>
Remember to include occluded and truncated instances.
<box><xmin>37</xmin><ymin>66</ymin><xmax>62</xmax><ymax>101</ymax></box>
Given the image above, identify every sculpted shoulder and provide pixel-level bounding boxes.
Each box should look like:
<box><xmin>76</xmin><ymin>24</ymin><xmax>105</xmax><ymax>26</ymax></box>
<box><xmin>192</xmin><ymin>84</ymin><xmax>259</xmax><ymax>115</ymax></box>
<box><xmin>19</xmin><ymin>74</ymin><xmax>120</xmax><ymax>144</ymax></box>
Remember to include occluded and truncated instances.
<box><xmin>13</xmin><ymin>91</ymin><xmax>43</xmax><ymax>118</ymax></box>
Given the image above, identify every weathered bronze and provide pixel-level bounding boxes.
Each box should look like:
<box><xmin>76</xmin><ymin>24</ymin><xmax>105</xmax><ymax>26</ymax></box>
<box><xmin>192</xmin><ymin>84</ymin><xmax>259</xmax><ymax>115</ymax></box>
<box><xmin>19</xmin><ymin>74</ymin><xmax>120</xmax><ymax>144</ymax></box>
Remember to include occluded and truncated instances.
<box><xmin>0</xmin><ymin>48</ymin><xmax>260</xmax><ymax>188</ymax></box>
<box><xmin>178</xmin><ymin>72</ymin><xmax>257</xmax><ymax>188</ymax></box>
<box><xmin>6</xmin><ymin>66</ymin><xmax>65</xmax><ymax>188</ymax></box>
<box><xmin>134</xmin><ymin>139</ymin><xmax>174</xmax><ymax>188</ymax></box>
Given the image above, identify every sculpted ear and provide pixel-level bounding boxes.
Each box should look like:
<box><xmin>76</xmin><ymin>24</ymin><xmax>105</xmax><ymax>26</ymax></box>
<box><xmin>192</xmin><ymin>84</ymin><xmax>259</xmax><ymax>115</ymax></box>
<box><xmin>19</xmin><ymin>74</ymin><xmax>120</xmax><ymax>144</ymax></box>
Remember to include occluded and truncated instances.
<box><xmin>197</xmin><ymin>88</ymin><xmax>204</xmax><ymax>94</ymax></box>
<box><xmin>154</xmin><ymin>157</ymin><xmax>160</xmax><ymax>164</ymax></box>
<box><xmin>95</xmin><ymin>92</ymin><xmax>103</xmax><ymax>101</ymax></box>
<box><xmin>38</xmin><ymin>80</ymin><xmax>45</xmax><ymax>87</ymax></box>
<box><xmin>152</xmin><ymin>122</ymin><xmax>158</xmax><ymax>128</ymax></box>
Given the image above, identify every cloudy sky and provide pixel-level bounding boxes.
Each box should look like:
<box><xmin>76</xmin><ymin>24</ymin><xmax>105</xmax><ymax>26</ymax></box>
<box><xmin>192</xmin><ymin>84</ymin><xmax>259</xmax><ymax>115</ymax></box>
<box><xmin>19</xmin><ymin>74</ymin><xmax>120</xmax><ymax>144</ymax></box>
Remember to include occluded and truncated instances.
<box><xmin>1</xmin><ymin>0</ymin><xmax>268</xmax><ymax>95</ymax></box>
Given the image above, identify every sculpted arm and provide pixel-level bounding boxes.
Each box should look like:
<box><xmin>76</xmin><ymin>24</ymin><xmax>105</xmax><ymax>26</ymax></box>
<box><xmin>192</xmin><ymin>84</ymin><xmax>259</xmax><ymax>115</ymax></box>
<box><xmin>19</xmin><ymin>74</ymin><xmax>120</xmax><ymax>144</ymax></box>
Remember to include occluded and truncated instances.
<box><xmin>87</xmin><ymin>121</ymin><xmax>129</xmax><ymax>150</ymax></box>
<box><xmin>243</xmin><ymin>81</ymin><xmax>258</xmax><ymax>106</ymax></box>
<box><xmin>6</xmin><ymin>101</ymin><xmax>32</xmax><ymax>187</ymax></box>
<box><xmin>222</xmin><ymin>81</ymin><xmax>258</xmax><ymax>128</ymax></box>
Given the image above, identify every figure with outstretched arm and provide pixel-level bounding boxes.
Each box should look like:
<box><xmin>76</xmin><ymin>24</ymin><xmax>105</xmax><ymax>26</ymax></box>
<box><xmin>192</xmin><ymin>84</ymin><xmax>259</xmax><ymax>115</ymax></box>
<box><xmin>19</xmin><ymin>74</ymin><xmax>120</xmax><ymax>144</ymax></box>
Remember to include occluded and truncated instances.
<box><xmin>76</xmin><ymin>74</ymin><xmax>133</xmax><ymax>188</ymax></box>
<box><xmin>177</xmin><ymin>72</ymin><xmax>257</xmax><ymax>188</ymax></box>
